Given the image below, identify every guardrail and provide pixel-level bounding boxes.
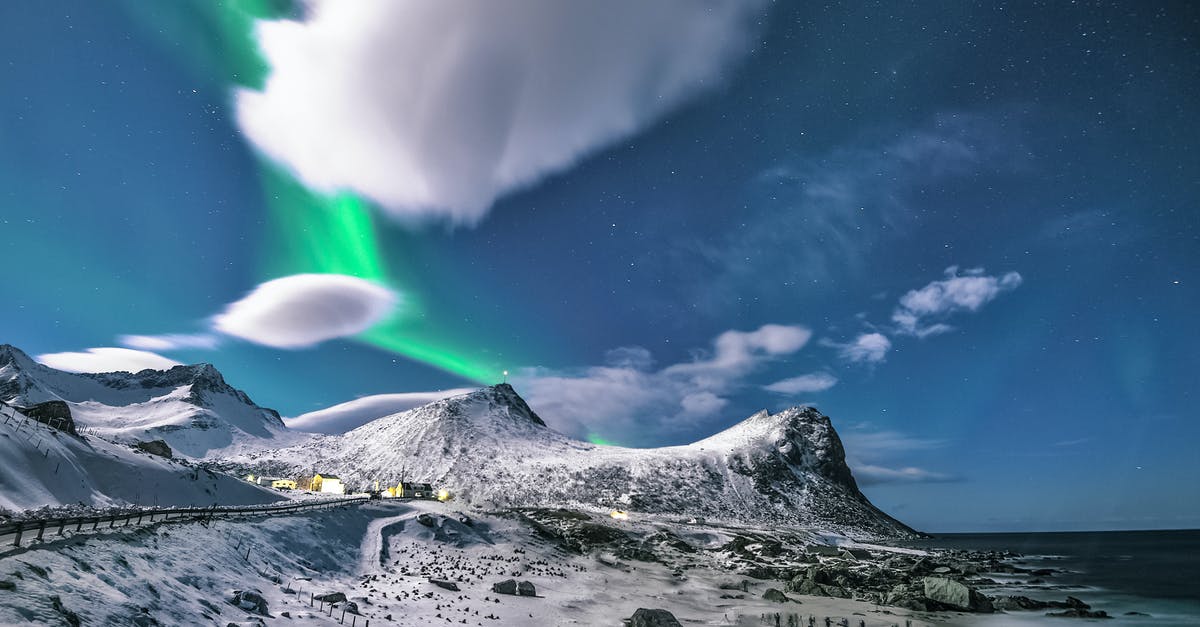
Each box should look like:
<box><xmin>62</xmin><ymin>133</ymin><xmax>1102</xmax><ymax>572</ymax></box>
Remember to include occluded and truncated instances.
<box><xmin>0</xmin><ymin>495</ymin><xmax>369</xmax><ymax>550</ymax></box>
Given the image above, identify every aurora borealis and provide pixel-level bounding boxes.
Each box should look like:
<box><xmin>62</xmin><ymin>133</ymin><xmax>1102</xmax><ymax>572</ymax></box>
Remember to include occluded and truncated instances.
<box><xmin>2</xmin><ymin>1</ymin><xmax>1198</xmax><ymax>531</ymax></box>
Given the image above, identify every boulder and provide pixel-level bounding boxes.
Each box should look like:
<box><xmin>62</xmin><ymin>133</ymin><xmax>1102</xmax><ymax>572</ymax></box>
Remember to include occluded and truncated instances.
<box><xmin>517</xmin><ymin>581</ymin><xmax>536</xmax><ymax>597</ymax></box>
<box><xmin>416</xmin><ymin>513</ymin><xmax>436</xmax><ymax>527</ymax></box>
<box><xmin>628</xmin><ymin>608</ymin><xmax>683</xmax><ymax>627</ymax></box>
<box><xmin>1046</xmin><ymin>609</ymin><xmax>1110</xmax><ymax>619</ymax></box>
<box><xmin>18</xmin><ymin>401</ymin><xmax>77</xmax><ymax>435</ymax></box>
<box><xmin>230</xmin><ymin>589</ymin><xmax>269</xmax><ymax>616</ymax></box>
<box><xmin>923</xmin><ymin>577</ymin><xmax>993</xmax><ymax>613</ymax></box>
<box><xmin>313</xmin><ymin>591</ymin><xmax>347</xmax><ymax>604</ymax></box>
<box><xmin>343</xmin><ymin>601</ymin><xmax>360</xmax><ymax>615</ymax></box>
<box><xmin>134</xmin><ymin>440</ymin><xmax>173</xmax><ymax>459</ymax></box>
<box><xmin>492</xmin><ymin>580</ymin><xmax>518</xmax><ymax>595</ymax></box>
<box><xmin>430</xmin><ymin>579</ymin><xmax>459</xmax><ymax>592</ymax></box>
<box><xmin>762</xmin><ymin>588</ymin><xmax>791</xmax><ymax>603</ymax></box>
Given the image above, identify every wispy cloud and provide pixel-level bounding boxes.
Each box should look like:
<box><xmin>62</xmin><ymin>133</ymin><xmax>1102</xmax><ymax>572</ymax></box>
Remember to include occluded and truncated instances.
<box><xmin>118</xmin><ymin>333</ymin><xmax>220</xmax><ymax>351</ymax></box>
<box><xmin>237</xmin><ymin>0</ymin><xmax>767</xmax><ymax>225</ymax></box>
<box><xmin>841</xmin><ymin>424</ymin><xmax>953</xmax><ymax>485</ymax></box>
<box><xmin>36</xmin><ymin>347</ymin><xmax>182</xmax><ymax>374</ymax></box>
<box><xmin>516</xmin><ymin>323</ymin><xmax>812</xmax><ymax>440</ymax></box>
<box><xmin>891</xmin><ymin>266</ymin><xmax>1022</xmax><ymax>337</ymax></box>
<box><xmin>763</xmin><ymin>372</ymin><xmax>838</xmax><ymax>394</ymax></box>
<box><xmin>676</xmin><ymin>113</ymin><xmax>1017</xmax><ymax>310</ymax></box>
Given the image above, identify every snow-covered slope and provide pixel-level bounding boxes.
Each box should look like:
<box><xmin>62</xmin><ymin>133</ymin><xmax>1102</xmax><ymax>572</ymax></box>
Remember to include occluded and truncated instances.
<box><xmin>231</xmin><ymin>384</ymin><xmax>916</xmax><ymax>538</ymax></box>
<box><xmin>284</xmin><ymin>389</ymin><xmax>474</xmax><ymax>434</ymax></box>
<box><xmin>0</xmin><ymin>344</ymin><xmax>295</xmax><ymax>458</ymax></box>
<box><xmin>0</xmin><ymin>401</ymin><xmax>282</xmax><ymax>512</ymax></box>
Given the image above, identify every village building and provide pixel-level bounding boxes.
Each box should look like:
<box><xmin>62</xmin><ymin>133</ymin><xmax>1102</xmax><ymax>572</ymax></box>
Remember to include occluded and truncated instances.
<box><xmin>310</xmin><ymin>473</ymin><xmax>345</xmax><ymax>494</ymax></box>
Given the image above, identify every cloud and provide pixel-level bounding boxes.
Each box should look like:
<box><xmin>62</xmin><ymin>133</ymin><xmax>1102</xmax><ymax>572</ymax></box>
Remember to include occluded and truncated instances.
<box><xmin>832</xmin><ymin>332</ymin><xmax>892</xmax><ymax>364</ymax></box>
<box><xmin>892</xmin><ymin>266</ymin><xmax>1023</xmax><ymax>337</ymax></box>
<box><xmin>36</xmin><ymin>347</ymin><xmax>182</xmax><ymax>374</ymax></box>
<box><xmin>673</xmin><ymin>113</ymin><xmax>1020</xmax><ymax>310</ymax></box>
<box><xmin>285</xmin><ymin>389</ymin><xmax>475</xmax><ymax>434</ymax></box>
<box><xmin>118</xmin><ymin>333</ymin><xmax>220</xmax><ymax>351</ymax></box>
<box><xmin>764</xmin><ymin>372</ymin><xmax>838</xmax><ymax>394</ymax></box>
<box><xmin>515</xmin><ymin>323</ymin><xmax>811</xmax><ymax>440</ymax></box>
<box><xmin>237</xmin><ymin>0</ymin><xmax>767</xmax><ymax>225</ymax></box>
<box><xmin>840</xmin><ymin>424</ymin><xmax>953</xmax><ymax>485</ymax></box>
<box><xmin>852</xmin><ymin>464</ymin><xmax>954</xmax><ymax>486</ymax></box>
<box><xmin>212</xmin><ymin>274</ymin><xmax>398</xmax><ymax>349</ymax></box>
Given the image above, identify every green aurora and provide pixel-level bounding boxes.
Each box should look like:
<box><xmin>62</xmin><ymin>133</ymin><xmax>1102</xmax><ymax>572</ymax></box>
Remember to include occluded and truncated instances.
<box><xmin>121</xmin><ymin>0</ymin><xmax>510</xmax><ymax>384</ymax></box>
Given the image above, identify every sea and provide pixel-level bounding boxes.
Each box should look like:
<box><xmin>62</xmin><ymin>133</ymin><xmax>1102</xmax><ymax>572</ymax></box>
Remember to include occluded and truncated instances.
<box><xmin>901</xmin><ymin>529</ymin><xmax>1200</xmax><ymax>626</ymax></box>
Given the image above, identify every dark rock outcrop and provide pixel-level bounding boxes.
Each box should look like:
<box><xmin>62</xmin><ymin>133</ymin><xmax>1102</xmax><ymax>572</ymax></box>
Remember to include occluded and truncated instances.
<box><xmin>628</xmin><ymin>608</ymin><xmax>683</xmax><ymax>627</ymax></box>
<box><xmin>134</xmin><ymin>440</ymin><xmax>173</xmax><ymax>459</ymax></box>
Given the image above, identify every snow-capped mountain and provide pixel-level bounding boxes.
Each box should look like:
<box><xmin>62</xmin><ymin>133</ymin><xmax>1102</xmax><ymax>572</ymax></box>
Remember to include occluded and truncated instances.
<box><xmin>284</xmin><ymin>389</ymin><xmax>474</xmax><ymax>434</ymax></box>
<box><xmin>231</xmin><ymin>384</ymin><xmax>916</xmax><ymax>538</ymax></box>
<box><xmin>0</xmin><ymin>345</ymin><xmax>293</xmax><ymax>458</ymax></box>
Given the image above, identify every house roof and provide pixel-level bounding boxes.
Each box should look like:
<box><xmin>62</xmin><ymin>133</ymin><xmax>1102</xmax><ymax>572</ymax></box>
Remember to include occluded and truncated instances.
<box><xmin>316</xmin><ymin>474</ymin><xmax>341</xmax><ymax>480</ymax></box>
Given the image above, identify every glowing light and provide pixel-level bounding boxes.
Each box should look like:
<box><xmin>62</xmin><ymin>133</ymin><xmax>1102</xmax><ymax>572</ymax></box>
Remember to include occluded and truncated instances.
<box><xmin>610</xmin><ymin>510</ymin><xmax>629</xmax><ymax>520</ymax></box>
<box><xmin>436</xmin><ymin>489</ymin><xmax>452</xmax><ymax>502</ymax></box>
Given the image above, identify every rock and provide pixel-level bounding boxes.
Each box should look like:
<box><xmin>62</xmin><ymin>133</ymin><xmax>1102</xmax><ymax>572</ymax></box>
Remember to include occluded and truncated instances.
<box><xmin>458</xmin><ymin>515</ymin><xmax>474</xmax><ymax>526</ymax></box>
<box><xmin>343</xmin><ymin>601</ymin><xmax>360</xmax><ymax>615</ymax></box>
<box><xmin>0</xmin><ymin>580</ymin><xmax>13</xmax><ymax>591</ymax></box>
<box><xmin>230</xmin><ymin>589</ymin><xmax>269</xmax><ymax>616</ymax></box>
<box><xmin>313</xmin><ymin>591</ymin><xmax>347</xmax><ymax>604</ymax></box>
<box><xmin>994</xmin><ymin>595</ymin><xmax>1051</xmax><ymax>611</ymax></box>
<box><xmin>717</xmin><ymin>579</ymin><xmax>750</xmax><ymax>592</ymax></box>
<box><xmin>18</xmin><ymin>401</ymin><xmax>77</xmax><ymax>435</ymax></box>
<box><xmin>1046</xmin><ymin>609</ymin><xmax>1110</xmax><ymax>618</ymax></box>
<box><xmin>762</xmin><ymin>588</ymin><xmax>791</xmax><ymax>603</ymax></box>
<box><xmin>627</xmin><ymin>608</ymin><xmax>683</xmax><ymax>627</ymax></box>
<box><xmin>517</xmin><ymin>581</ymin><xmax>536</xmax><ymax>597</ymax></box>
<box><xmin>430</xmin><ymin>579</ymin><xmax>459</xmax><ymax>591</ymax></box>
<box><xmin>932</xmin><ymin>566</ymin><xmax>952</xmax><ymax>574</ymax></box>
<box><xmin>134</xmin><ymin>440</ymin><xmax>173</xmax><ymax>459</ymax></box>
<box><xmin>416</xmin><ymin>513</ymin><xmax>436</xmax><ymax>527</ymax></box>
<box><xmin>492</xmin><ymin>580</ymin><xmax>518</xmax><ymax>595</ymax></box>
<box><xmin>840</xmin><ymin>548</ymin><xmax>873</xmax><ymax>560</ymax></box>
<box><xmin>807</xmin><ymin>545</ymin><xmax>842</xmax><ymax>557</ymax></box>
<box><xmin>923</xmin><ymin>577</ymin><xmax>993</xmax><ymax>613</ymax></box>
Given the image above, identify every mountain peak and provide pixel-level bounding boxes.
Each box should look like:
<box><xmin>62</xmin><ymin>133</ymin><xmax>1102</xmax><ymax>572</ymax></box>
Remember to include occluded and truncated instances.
<box><xmin>454</xmin><ymin>383</ymin><xmax>547</xmax><ymax>427</ymax></box>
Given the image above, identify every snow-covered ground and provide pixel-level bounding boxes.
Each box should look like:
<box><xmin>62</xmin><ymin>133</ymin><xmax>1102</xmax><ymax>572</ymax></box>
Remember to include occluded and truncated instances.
<box><xmin>0</xmin><ymin>499</ymin><xmax>949</xmax><ymax>626</ymax></box>
<box><xmin>0</xmin><ymin>403</ymin><xmax>281</xmax><ymax>513</ymax></box>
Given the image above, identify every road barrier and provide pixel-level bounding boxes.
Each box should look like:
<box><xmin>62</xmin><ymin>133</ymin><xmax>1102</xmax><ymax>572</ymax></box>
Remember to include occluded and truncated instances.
<box><xmin>0</xmin><ymin>495</ymin><xmax>368</xmax><ymax>551</ymax></box>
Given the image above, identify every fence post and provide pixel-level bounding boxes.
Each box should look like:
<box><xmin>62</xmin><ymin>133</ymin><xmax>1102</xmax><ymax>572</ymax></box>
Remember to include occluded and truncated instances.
<box><xmin>12</xmin><ymin>525</ymin><xmax>21</xmax><ymax>547</ymax></box>
<box><xmin>36</xmin><ymin>521</ymin><xmax>46</xmax><ymax>542</ymax></box>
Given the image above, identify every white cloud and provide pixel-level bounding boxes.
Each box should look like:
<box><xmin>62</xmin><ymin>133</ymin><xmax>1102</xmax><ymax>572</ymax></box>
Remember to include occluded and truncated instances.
<box><xmin>515</xmin><ymin>323</ymin><xmax>811</xmax><ymax>440</ymax></box>
<box><xmin>665</xmin><ymin>324</ymin><xmax>812</xmax><ymax>385</ymax></box>
<box><xmin>237</xmin><ymin>0</ymin><xmax>767</xmax><ymax>225</ymax></box>
<box><xmin>36</xmin><ymin>347</ymin><xmax>182</xmax><ymax>374</ymax></box>
<box><xmin>118</xmin><ymin>333</ymin><xmax>220</xmax><ymax>351</ymax></box>
<box><xmin>212</xmin><ymin>274</ymin><xmax>398</xmax><ymax>349</ymax></box>
<box><xmin>835</xmin><ymin>332</ymin><xmax>892</xmax><ymax>364</ymax></box>
<box><xmin>892</xmin><ymin>266</ymin><xmax>1023</xmax><ymax>336</ymax></box>
<box><xmin>285</xmin><ymin>389</ymin><xmax>474</xmax><ymax>434</ymax></box>
<box><xmin>763</xmin><ymin>372</ymin><xmax>838</xmax><ymax>395</ymax></box>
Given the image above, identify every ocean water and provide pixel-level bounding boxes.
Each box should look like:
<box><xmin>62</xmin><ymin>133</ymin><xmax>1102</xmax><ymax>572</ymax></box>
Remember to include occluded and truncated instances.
<box><xmin>902</xmin><ymin>529</ymin><xmax>1200</xmax><ymax>626</ymax></box>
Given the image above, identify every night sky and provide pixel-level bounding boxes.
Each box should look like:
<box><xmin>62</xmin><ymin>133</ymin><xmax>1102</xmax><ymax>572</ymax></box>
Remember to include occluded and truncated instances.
<box><xmin>2</xmin><ymin>1</ymin><xmax>1197</xmax><ymax>532</ymax></box>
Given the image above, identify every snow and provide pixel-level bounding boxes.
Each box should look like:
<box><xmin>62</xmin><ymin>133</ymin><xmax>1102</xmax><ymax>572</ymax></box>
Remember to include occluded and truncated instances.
<box><xmin>228</xmin><ymin>385</ymin><xmax>914</xmax><ymax>539</ymax></box>
<box><xmin>0</xmin><ymin>345</ymin><xmax>302</xmax><ymax>459</ymax></box>
<box><xmin>0</xmin><ymin>500</ymin><xmax>945</xmax><ymax>626</ymax></box>
<box><xmin>0</xmin><ymin>403</ymin><xmax>282</xmax><ymax>512</ymax></box>
<box><xmin>285</xmin><ymin>389</ymin><xmax>474</xmax><ymax>434</ymax></box>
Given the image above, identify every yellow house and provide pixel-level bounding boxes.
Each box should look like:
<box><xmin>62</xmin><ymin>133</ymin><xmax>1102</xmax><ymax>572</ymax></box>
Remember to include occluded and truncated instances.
<box><xmin>310</xmin><ymin>473</ymin><xmax>345</xmax><ymax>494</ymax></box>
<box><xmin>271</xmin><ymin>479</ymin><xmax>297</xmax><ymax>490</ymax></box>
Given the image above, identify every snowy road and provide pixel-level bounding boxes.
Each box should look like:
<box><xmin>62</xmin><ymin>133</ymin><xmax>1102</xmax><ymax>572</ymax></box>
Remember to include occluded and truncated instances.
<box><xmin>357</xmin><ymin>510</ymin><xmax>411</xmax><ymax>574</ymax></box>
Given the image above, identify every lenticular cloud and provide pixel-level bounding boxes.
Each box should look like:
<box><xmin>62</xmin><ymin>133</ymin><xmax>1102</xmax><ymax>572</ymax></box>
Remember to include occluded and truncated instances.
<box><xmin>236</xmin><ymin>0</ymin><xmax>767</xmax><ymax>225</ymax></box>
<box><xmin>212</xmin><ymin>274</ymin><xmax>397</xmax><ymax>349</ymax></box>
